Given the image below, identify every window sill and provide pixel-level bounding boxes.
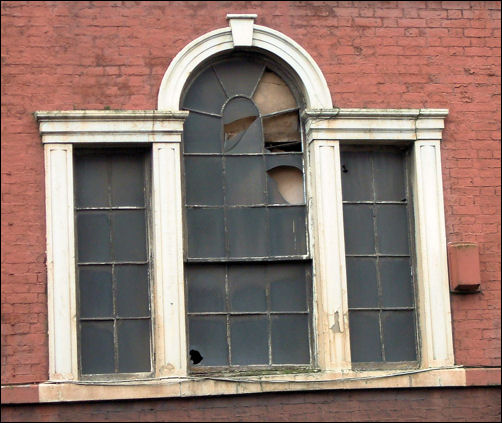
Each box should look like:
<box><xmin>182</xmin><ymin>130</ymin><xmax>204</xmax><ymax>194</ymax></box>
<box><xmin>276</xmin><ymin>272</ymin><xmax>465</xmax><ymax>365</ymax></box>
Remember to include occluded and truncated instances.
<box><xmin>2</xmin><ymin>367</ymin><xmax>500</xmax><ymax>404</ymax></box>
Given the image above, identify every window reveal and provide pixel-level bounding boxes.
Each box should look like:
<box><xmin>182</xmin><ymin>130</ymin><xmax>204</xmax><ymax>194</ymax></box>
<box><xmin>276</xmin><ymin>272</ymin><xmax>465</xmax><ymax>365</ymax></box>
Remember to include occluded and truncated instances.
<box><xmin>182</xmin><ymin>56</ymin><xmax>313</xmax><ymax>370</ymax></box>
<box><xmin>341</xmin><ymin>148</ymin><xmax>418</xmax><ymax>367</ymax></box>
<box><xmin>74</xmin><ymin>149</ymin><xmax>152</xmax><ymax>376</ymax></box>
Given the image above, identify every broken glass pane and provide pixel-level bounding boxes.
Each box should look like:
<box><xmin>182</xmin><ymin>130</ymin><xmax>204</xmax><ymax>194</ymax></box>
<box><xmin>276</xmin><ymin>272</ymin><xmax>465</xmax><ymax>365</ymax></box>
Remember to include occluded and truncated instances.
<box><xmin>81</xmin><ymin>321</ymin><xmax>115</xmax><ymax>374</ymax></box>
<box><xmin>189</xmin><ymin>316</ymin><xmax>228</xmax><ymax>366</ymax></box>
<box><xmin>213</xmin><ymin>59</ymin><xmax>264</xmax><ymax>98</ymax></box>
<box><xmin>382</xmin><ymin>311</ymin><xmax>417</xmax><ymax>361</ymax></box>
<box><xmin>225</xmin><ymin>117</ymin><xmax>263</xmax><ymax>154</ymax></box>
<box><xmin>269</xmin><ymin>206</ymin><xmax>307</xmax><ymax>256</ymax></box>
<box><xmin>185</xmin><ymin>156</ymin><xmax>224</xmax><ymax>206</ymax></box>
<box><xmin>186</xmin><ymin>264</ymin><xmax>226</xmax><ymax>313</ymax></box>
<box><xmin>223</xmin><ymin>97</ymin><xmax>261</xmax><ymax>154</ymax></box>
<box><xmin>271</xmin><ymin>315</ymin><xmax>310</xmax><ymax>364</ymax></box>
<box><xmin>78</xmin><ymin>265</ymin><xmax>113</xmax><ymax>318</ymax></box>
<box><xmin>231</xmin><ymin>316</ymin><xmax>268</xmax><ymax>365</ymax></box>
<box><xmin>229</xmin><ymin>264</ymin><xmax>267</xmax><ymax>312</ymax></box>
<box><xmin>227</xmin><ymin>207</ymin><xmax>268</xmax><ymax>258</ymax></box>
<box><xmin>349</xmin><ymin>311</ymin><xmax>382</xmax><ymax>362</ymax></box>
<box><xmin>263</xmin><ymin>112</ymin><xmax>300</xmax><ymax>150</ymax></box>
<box><xmin>186</xmin><ymin>208</ymin><xmax>225</xmax><ymax>258</ymax></box>
<box><xmin>183</xmin><ymin>112</ymin><xmax>222</xmax><ymax>154</ymax></box>
<box><xmin>182</xmin><ymin>67</ymin><xmax>227</xmax><ymax>115</ymax></box>
<box><xmin>267</xmin><ymin>166</ymin><xmax>304</xmax><ymax>205</ymax></box>
<box><xmin>117</xmin><ymin>319</ymin><xmax>151</xmax><ymax>373</ymax></box>
<box><xmin>225</xmin><ymin>156</ymin><xmax>265</xmax><ymax>205</ymax></box>
<box><xmin>345</xmin><ymin>257</ymin><xmax>378</xmax><ymax>308</ymax></box>
<box><xmin>253</xmin><ymin>70</ymin><xmax>297</xmax><ymax>116</ymax></box>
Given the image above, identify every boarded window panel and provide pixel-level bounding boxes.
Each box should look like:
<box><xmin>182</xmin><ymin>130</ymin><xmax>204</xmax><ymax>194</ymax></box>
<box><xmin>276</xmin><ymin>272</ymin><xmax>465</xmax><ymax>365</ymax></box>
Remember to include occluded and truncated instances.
<box><xmin>382</xmin><ymin>311</ymin><xmax>417</xmax><ymax>362</ymax></box>
<box><xmin>77</xmin><ymin>213</ymin><xmax>111</xmax><ymax>262</ymax></box>
<box><xmin>182</xmin><ymin>67</ymin><xmax>227</xmax><ymax>115</ymax></box>
<box><xmin>78</xmin><ymin>266</ymin><xmax>113</xmax><ymax>318</ymax></box>
<box><xmin>225</xmin><ymin>156</ymin><xmax>265</xmax><ymax>205</ymax></box>
<box><xmin>345</xmin><ymin>257</ymin><xmax>379</xmax><ymax>308</ymax></box>
<box><xmin>269</xmin><ymin>262</ymin><xmax>307</xmax><ymax>312</ymax></box>
<box><xmin>349</xmin><ymin>311</ymin><xmax>382</xmax><ymax>363</ymax></box>
<box><xmin>374</xmin><ymin>151</ymin><xmax>406</xmax><ymax>202</ymax></box>
<box><xmin>112</xmin><ymin>210</ymin><xmax>147</xmax><ymax>262</ymax></box>
<box><xmin>185</xmin><ymin>156</ymin><xmax>224</xmax><ymax>206</ymax></box>
<box><xmin>342</xmin><ymin>204</ymin><xmax>375</xmax><ymax>255</ymax></box>
<box><xmin>117</xmin><ymin>320</ymin><xmax>151</xmax><ymax>373</ymax></box>
<box><xmin>271</xmin><ymin>315</ymin><xmax>310</xmax><ymax>364</ymax></box>
<box><xmin>224</xmin><ymin>117</ymin><xmax>263</xmax><ymax>154</ymax></box>
<box><xmin>81</xmin><ymin>321</ymin><xmax>115</xmax><ymax>374</ymax></box>
<box><xmin>253</xmin><ymin>70</ymin><xmax>297</xmax><ymax>116</ymax></box>
<box><xmin>230</xmin><ymin>316</ymin><xmax>268</xmax><ymax>365</ymax></box>
<box><xmin>186</xmin><ymin>208</ymin><xmax>225</xmax><ymax>258</ymax></box>
<box><xmin>186</xmin><ymin>264</ymin><xmax>226</xmax><ymax>313</ymax></box>
<box><xmin>227</xmin><ymin>207</ymin><xmax>268</xmax><ymax>258</ymax></box>
<box><xmin>75</xmin><ymin>155</ymin><xmax>109</xmax><ymax>208</ymax></box>
<box><xmin>213</xmin><ymin>59</ymin><xmax>264</xmax><ymax>98</ymax></box>
<box><xmin>189</xmin><ymin>316</ymin><xmax>228</xmax><ymax>366</ymax></box>
<box><xmin>380</xmin><ymin>258</ymin><xmax>414</xmax><ymax>308</ymax></box>
<box><xmin>229</xmin><ymin>264</ymin><xmax>267</xmax><ymax>312</ymax></box>
<box><xmin>183</xmin><ymin>112</ymin><xmax>222</xmax><ymax>154</ymax></box>
<box><xmin>340</xmin><ymin>151</ymin><xmax>373</xmax><ymax>202</ymax></box>
<box><xmin>269</xmin><ymin>206</ymin><xmax>307</xmax><ymax>256</ymax></box>
<box><xmin>375</xmin><ymin>205</ymin><xmax>410</xmax><ymax>255</ymax></box>
<box><xmin>111</xmin><ymin>153</ymin><xmax>145</xmax><ymax>207</ymax></box>
<box><xmin>116</xmin><ymin>265</ymin><xmax>150</xmax><ymax>318</ymax></box>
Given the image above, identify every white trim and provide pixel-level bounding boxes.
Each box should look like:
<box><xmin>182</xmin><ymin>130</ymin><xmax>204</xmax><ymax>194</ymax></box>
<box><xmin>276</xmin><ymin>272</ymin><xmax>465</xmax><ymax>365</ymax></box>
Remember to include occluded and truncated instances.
<box><xmin>157</xmin><ymin>21</ymin><xmax>332</xmax><ymax>110</ymax></box>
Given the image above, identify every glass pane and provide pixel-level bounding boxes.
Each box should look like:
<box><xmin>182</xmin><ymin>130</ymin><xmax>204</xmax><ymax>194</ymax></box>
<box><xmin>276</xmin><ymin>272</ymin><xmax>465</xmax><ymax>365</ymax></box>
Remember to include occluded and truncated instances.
<box><xmin>77</xmin><ymin>213</ymin><xmax>111</xmax><ymax>262</ymax></box>
<box><xmin>345</xmin><ymin>257</ymin><xmax>378</xmax><ymax>308</ymax></box>
<box><xmin>80</xmin><ymin>321</ymin><xmax>114</xmax><ymax>374</ymax></box>
<box><xmin>227</xmin><ymin>207</ymin><xmax>267</xmax><ymax>258</ymax></box>
<box><xmin>269</xmin><ymin>262</ymin><xmax>307</xmax><ymax>312</ymax></box>
<box><xmin>229</xmin><ymin>264</ymin><xmax>267</xmax><ymax>312</ymax></box>
<box><xmin>374</xmin><ymin>151</ymin><xmax>406</xmax><ymax>202</ymax></box>
<box><xmin>376</xmin><ymin>205</ymin><xmax>410</xmax><ymax>255</ymax></box>
<box><xmin>186</xmin><ymin>264</ymin><xmax>226</xmax><ymax>313</ymax></box>
<box><xmin>75</xmin><ymin>154</ymin><xmax>109</xmax><ymax>208</ymax></box>
<box><xmin>269</xmin><ymin>206</ymin><xmax>307</xmax><ymax>256</ymax></box>
<box><xmin>380</xmin><ymin>258</ymin><xmax>414</xmax><ymax>308</ymax></box>
<box><xmin>340</xmin><ymin>151</ymin><xmax>373</xmax><ymax>202</ymax></box>
<box><xmin>182</xmin><ymin>67</ymin><xmax>227</xmax><ymax>115</ymax></box>
<box><xmin>117</xmin><ymin>319</ymin><xmax>151</xmax><ymax>373</ymax></box>
<box><xmin>224</xmin><ymin>117</ymin><xmax>263</xmax><ymax>154</ymax></box>
<box><xmin>263</xmin><ymin>112</ymin><xmax>300</xmax><ymax>146</ymax></box>
<box><xmin>382</xmin><ymin>311</ymin><xmax>417</xmax><ymax>362</ymax></box>
<box><xmin>225</xmin><ymin>156</ymin><xmax>265</xmax><ymax>205</ymax></box>
<box><xmin>343</xmin><ymin>204</ymin><xmax>375</xmax><ymax>255</ymax></box>
<box><xmin>185</xmin><ymin>156</ymin><xmax>224</xmax><ymax>206</ymax></box>
<box><xmin>230</xmin><ymin>316</ymin><xmax>268</xmax><ymax>365</ymax></box>
<box><xmin>78</xmin><ymin>265</ymin><xmax>113</xmax><ymax>318</ymax></box>
<box><xmin>186</xmin><ymin>208</ymin><xmax>225</xmax><ymax>258</ymax></box>
<box><xmin>183</xmin><ymin>112</ymin><xmax>222</xmax><ymax>154</ymax></box>
<box><xmin>349</xmin><ymin>311</ymin><xmax>382</xmax><ymax>362</ymax></box>
<box><xmin>112</xmin><ymin>210</ymin><xmax>147</xmax><ymax>261</ymax></box>
<box><xmin>111</xmin><ymin>153</ymin><xmax>145</xmax><ymax>207</ymax></box>
<box><xmin>116</xmin><ymin>265</ymin><xmax>150</xmax><ymax>318</ymax></box>
<box><xmin>271</xmin><ymin>315</ymin><xmax>310</xmax><ymax>364</ymax></box>
<box><xmin>253</xmin><ymin>70</ymin><xmax>297</xmax><ymax>116</ymax></box>
<box><xmin>189</xmin><ymin>316</ymin><xmax>228</xmax><ymax>366</ymax></box>
<box><xmin>213</xmin><ymin>59</ymin><xmax>264</xmax><ymax>98</ymax></box>
<box><xmin>267</xmin><ymin>166</ymin><xmax>304</xmax><ymax>205</ymax></box>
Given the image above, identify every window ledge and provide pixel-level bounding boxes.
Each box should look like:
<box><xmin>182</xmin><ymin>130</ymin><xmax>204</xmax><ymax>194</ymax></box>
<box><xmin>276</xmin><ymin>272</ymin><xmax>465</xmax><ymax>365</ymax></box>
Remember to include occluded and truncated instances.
<box><xmin>2</xmin><ymin>367</ymin><xmax>499</xmax><ymax>404</ymax></box>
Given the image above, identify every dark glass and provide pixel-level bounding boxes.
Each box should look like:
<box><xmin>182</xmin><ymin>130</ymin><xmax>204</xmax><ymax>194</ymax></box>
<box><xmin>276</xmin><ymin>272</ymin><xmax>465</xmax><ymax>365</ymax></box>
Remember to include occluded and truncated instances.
<box><xmin>269</xmin><ymin>262</ymin><xmax>307</xmax><ymax>312</ymax></box>
<box><xmin>213</xmin><ymin>59</ymin><xmax>264</xmax><ymax>98</ymax></box>
<box><xmin>271</xmin><ymin>315</ymin><xmax>310</xmax><ymax>364</ymax></box>
<box><xmin>265</xmin><ymin>154</ymin><xmax>302</xmax><ymax>171</ymax></box>
<box><xmin>374</xmin><ymin>151</ymin><xmax>406</xmax><ymax>202</ymax></box>
<box><xmin>375</xmin><ymin>205</ymin><xmax>410</xmax><ymax>255</ymax></box>
<box><xmin>382</xmin><ymin>311</ymin><xmax>417</xmax><ymax>362</ymax></box>
<box><xmin>117</xmin><ymin>319</ymin><xmax>151</xmax><ymax>373</ymax></box>
<box><xmin>349</xmin><ymin>311</ymin><xmax>382</xmax><ymax>362</ymax></box>
<box><xmin>230</xmin><ymin>316</ymin><xmax>268</xmax><ymax>365</ymax></box>
<box><xmin>227</xmin><ymin>207</ymin><xmax>267</xmax><ymax>258</ymax></box>
<box><xmin>185</xmin><ymin>156</ymin><xmax>224</xmax><ymax>206</ymax></box>
<box><xmin>189</xmin><ymin>316</ymin><xmax>228</xmax><ymax>366</ymax></box>
<box><xmin>380</xmin><ymin>258</ymin><xmax>414</xmax><ymax>308</ymax></box>
<box><xmin>75</xmin><ymin>155</ymin><xmax>109</xmax><ymax>208</ymax></box>
<box><xmin>229</xmin><ymin>264</ymin><xmax>267</xmax><ymax>312</ymax></box>
<box><xmin>182</xmin><ymin>67</ymin><xmax>227</xmax><ymax>115</ymax></box>
<box><xmin>225</xmin><ymin>156</ymin><xmax>265</xmax><ymax>205</ymax></box>
<box><xmin>183</xmin><ymin>112</ymin><xmax>222</xmax><ymax>154</ymax></box>
<box><xmin>111</xmin><ymin>153</ymin><xmax>145</xmax><ymax>206</ymax></box>
<box><xmin>186</xmin><ymin>264</ymin><xmax>226</xmax><ymax>313</ymax></box>
<box><xmin>186</xmin><ymin>208</ymin><xmax>226</xmax><ymax>258</ymax></box>
<box><xmin>112</xmin><ymin>210</ymin><xmax>147</xmax><ymax>261</ymax></box>
<box><xmin>224</xmin><ymin>117</ymin><xmax>263</xmax><ymax>154</ymax></box>
<box><xmin>345</xmin><ymin>257</ymin><xmax>379</xmax><ymax>308</ymax></box>
<box><xmin>80</xmin><ymin>321</ymin><xmax>115</xmax><ymax>374</ymax></box>
<box><xmin>269</xmin><ymin>206</ymin><xmax>307</xmax><ymax>256</ymax></box>
<box><xmin>78</xmin><ymin>265</ymin><xmax>113</xmax><ymax>318</ymax></box>
<box><xmin>116</xmin><ymin>265</ymin><xmax>150</xmax><ymax>318</ymax></box>
<box><xmin>77</xmin><ymin>213</ymin><xmax>111</xmax><ymax>262</ymax></box>
<box><xmin>340</xmin><ymin>151</ymin><xmax>373</xmax><ymax>202</ymax></box>
<box><xmin>343</xmin><ymin>204</ymin><xmax>375</xmax><ymax>255</ymax></box>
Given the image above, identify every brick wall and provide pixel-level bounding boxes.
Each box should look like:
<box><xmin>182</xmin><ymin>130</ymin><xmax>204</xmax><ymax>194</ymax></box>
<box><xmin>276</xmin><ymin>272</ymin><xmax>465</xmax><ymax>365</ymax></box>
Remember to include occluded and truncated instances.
<box><xmin>1</xmin><ymin>0</ymin><xmax>500</xmax><ymax>387</ymax></box>
<box><xmin>2</xmin><ymin>388</ymin><xmax>501</xmax><ymax>422</ymax></box>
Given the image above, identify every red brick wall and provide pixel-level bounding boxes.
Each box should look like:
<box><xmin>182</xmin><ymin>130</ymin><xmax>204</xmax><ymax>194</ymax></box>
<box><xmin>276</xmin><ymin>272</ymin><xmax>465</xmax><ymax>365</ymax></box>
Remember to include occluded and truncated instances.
<box><xmin>1</xmin><ymin>0</ymin><xmax>500</xmax><ymax>385</ymax></box>
<box><xmin>2</xmin><ymin>388</ymin><xmax>501</xmax><ymax>422</ymax></box>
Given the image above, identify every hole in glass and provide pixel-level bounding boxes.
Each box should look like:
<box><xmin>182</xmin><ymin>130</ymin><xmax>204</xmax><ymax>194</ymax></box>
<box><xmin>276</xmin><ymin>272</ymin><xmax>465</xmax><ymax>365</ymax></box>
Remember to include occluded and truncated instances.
<box><xmin>267</xmin><ymin>166</ymin><xmax>304</xmax><ymax>204</ymax></box>
<box><xmin>253</xmin><ymin>71</ymin><xmax>297</xmax><ymax>115</ymax></box>
<box><xmin>190</xmin><ymin>349</ymin><xmax>203</xmax><ymax>365</ymax></box>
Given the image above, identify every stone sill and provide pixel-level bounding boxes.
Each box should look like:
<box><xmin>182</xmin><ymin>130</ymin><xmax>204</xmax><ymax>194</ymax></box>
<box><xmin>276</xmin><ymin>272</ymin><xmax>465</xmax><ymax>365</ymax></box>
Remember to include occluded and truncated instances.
<box><xmin>1</xmin><ymin>367</ymin><xmax>500</xmax><ymax>405</ymax></box>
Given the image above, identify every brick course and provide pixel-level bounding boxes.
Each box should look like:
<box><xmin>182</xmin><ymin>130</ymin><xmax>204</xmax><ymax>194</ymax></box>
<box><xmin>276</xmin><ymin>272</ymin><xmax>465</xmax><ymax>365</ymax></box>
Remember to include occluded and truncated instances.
<box><xmin>1</xmin><ymin>0</ymin><xmax>500</xmax><ymax>416</ymax></box>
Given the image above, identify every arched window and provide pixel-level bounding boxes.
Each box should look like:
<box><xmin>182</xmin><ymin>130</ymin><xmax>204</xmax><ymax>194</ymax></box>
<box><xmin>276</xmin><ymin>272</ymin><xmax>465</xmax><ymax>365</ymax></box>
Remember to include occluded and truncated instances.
<box><xmin>181</xmin><ymin>54</ymin><xmax>313</xmax><ymax>371</ymax></box>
